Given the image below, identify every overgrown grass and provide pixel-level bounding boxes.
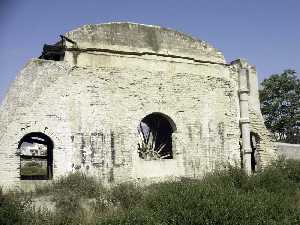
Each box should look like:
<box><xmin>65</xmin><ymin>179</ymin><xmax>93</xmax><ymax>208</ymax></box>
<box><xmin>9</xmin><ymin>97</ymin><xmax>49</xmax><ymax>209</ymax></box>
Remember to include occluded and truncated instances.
<box><xmin>1</xmin><ymin>159</ymin><xmax>300</xmax><ymax>225</ymax></box>
<box><xmin>20</xmin><ymin>161</ymin><xmax>47</xmax><ymax>176</ymax></box>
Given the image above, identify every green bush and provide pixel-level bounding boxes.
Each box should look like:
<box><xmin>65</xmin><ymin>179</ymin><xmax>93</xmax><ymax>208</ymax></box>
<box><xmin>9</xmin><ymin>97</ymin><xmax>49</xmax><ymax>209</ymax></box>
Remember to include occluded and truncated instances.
<box><xmin>0</xmin><ymin>188</ymin><xmax>33</xmax><ymax>225</ymax></box>
<box><xmin>109</xmin><ymin>182</ymin><xmax>143</xmax><ymax>209</ymax></box>
<box><xmin>1</xmin><ymin>159</ymin><xmax>300</xmax><ymax>225</ymax></box>
<box><xmin>141</xmin><ymin>179</ymin><xmax>300</xmax><ymax>225</ymax></box>
<box><xmin>97</xmin><ymin>208</ymin><xmax>157</xmax><ymax>225</ymax></box>
<box><xmin>281</xmin><ymin>159</ymin><xmax>300</xmax><ymax>183</ymax></box>
<box><xmin>107</xmin><ymin>159</ymin><xmax>300</xmax><ymax>225</ymax></box>
<box><xmin>48</xmin><ymin>172</ymin><xmax>102</xmax><ymax>198</ymax></box>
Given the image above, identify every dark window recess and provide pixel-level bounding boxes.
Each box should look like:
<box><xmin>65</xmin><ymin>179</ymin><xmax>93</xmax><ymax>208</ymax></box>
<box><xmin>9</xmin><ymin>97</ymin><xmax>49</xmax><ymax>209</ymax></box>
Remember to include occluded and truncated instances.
<box><xmin>110</xmin><ymin>131</ymin><xmax>116</xmax><ymax>165</ymax></box>
<box><xmin>18</xmin><ymin>132</ymin><xmax>53</xmax><ymax>180</ymax></box>
<box><xmin>250</xmin><ymin>132</ymin><xmax>260</xmax><ymax>172</ymax></box>
<box><xmin>138</xmin><ymin>113</ymin><xmax>176</xmax><ymax>160</ymax></box>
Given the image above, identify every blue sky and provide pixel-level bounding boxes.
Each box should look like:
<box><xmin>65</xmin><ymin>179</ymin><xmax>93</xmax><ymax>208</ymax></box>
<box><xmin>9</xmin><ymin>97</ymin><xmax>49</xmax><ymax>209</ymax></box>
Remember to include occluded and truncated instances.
<box><xmin>0</xmin><ymin>0</ymin><xmax>299</xmax><ymax>101</ymax></box>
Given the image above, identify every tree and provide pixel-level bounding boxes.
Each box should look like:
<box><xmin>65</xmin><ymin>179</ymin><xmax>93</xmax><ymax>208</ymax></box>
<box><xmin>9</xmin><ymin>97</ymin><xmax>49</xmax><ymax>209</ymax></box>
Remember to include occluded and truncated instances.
<box><xmin>259</xmin><ymin>70</ymin><xmax>300</xmax><ymax>143</ymax></box>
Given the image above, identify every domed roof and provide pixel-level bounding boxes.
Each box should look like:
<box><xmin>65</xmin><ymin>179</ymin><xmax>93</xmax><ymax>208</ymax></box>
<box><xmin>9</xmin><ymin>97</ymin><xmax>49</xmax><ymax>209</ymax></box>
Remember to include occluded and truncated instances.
<box><xmin>65</xmin><ymin>22</ymin><xmax>225</xmax><ymax>64</ymax></box>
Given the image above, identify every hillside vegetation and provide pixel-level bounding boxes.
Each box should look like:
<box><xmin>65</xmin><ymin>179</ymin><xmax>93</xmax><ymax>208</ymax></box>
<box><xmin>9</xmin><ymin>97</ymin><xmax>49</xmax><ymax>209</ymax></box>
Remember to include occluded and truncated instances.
<box><xmin>1</xmin><ymin>159</ymin><xmax>300</xmax><ymax>225</ymax></box>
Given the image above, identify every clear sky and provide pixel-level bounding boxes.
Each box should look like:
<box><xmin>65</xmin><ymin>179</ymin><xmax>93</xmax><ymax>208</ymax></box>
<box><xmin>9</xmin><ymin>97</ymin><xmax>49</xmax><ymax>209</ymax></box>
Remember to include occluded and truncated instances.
<box><xmin>1</xmin><ymin>0</ymin><xmax>299</xmax><ymax>101</ymax></box>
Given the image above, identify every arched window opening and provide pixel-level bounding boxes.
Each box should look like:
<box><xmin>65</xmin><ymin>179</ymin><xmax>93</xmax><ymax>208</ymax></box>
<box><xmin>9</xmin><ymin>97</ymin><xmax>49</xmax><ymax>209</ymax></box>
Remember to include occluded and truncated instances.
<box><xmin>250</xmin><ymin>132</ymin><xmax>260</xmax><ymax>172</ymax></box>
<box><xmin>138</xmin><ymin>113</ymin><xmax>176</xmax><ymax>160</ymax></box>
<box><xmin>18</xmin><ymin>132</ymin><xmax>53</xmax><ymax>180</ymax></box>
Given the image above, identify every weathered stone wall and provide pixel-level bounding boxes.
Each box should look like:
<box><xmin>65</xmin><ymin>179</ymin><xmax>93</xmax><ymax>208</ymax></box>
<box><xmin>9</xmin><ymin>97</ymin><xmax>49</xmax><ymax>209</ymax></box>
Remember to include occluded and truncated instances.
<box><xmin>0</xmin><ymin>57</ymin><xmax>240</xmax><ymax>188</ymax></box>
<box><xmin>0</xmin><ymin>22</ymin><xmax>276</xmax><ymax>189</ymax></box>
<box><xmin>277</xmin><ymin>143</ymin><xmax>300</xmax><ymax>160</ymax></box>
<box><xmin>229</xmin><ymin>60</ymin><xmax>277</xmax><ymax>170</ymax></box>
<box><xmin>64</xmin><ymin>22</ymin><xmax>225</xmax><ymax>64</ymax></box>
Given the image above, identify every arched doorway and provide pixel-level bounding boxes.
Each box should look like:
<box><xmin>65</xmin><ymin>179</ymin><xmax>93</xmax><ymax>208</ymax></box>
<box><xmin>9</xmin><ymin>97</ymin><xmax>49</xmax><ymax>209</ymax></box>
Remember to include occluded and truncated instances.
<box><xmin>18</xmin><ymin>132</ymin><xmax>53</xmax><ymax>180</ymax></box>
<box><xmin>137</xmin><ymin>112</ymin><xmax>176</xmax><ymax>160</ymax></box>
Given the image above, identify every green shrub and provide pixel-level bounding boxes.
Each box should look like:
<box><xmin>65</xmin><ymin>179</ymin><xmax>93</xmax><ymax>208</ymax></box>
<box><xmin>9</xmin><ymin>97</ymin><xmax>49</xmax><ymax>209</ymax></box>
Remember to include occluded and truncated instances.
<box><xmin>281</xmin><ymin>159</ymin><xmax>300</xmax><ymax>183</ymax></box>
<box><xmin>0</xmin><ymin>188</ymin><xmax>33</xmax><ymax>225</ymax></box>
<box><xmin>109</xmin><ymin>182</ymin><xmax>143</xmax><ymax>209</ymax></box>
<box><xmin>2</xmin><ymin>159</ymin><xmax>300</xmax><ymax>225</ymax></box>
<box><xmin>35</xmin><ymin>172</ymin><xmax>104</xmax><ymax>197</ymax></box>
<box><xmin>97</xmin><ymin>208</ymin><xmax>158</xmax><ymax>225</ymax></box>
<box><xmin>247</xmin><ymin>159</ymin><xmax>300</xmax><ymax>195</ymax></box>
<box><xmin>52</xmin><ymin>172</ymin><xmax>102</xmax><ymax>197</ymax></box>
<box><xmin>142</xmin><ymin>180</ymin><xmax>300</xmax><ymax>225</ymax></box>
<box><xmin>107</xmin><ymin>159</ymin><xmax>300</xmax><ymax>225</ymax></box>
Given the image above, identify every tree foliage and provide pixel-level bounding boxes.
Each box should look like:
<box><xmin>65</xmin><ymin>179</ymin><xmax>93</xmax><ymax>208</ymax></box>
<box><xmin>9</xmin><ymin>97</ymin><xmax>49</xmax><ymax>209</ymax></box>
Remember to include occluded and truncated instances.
<box><xmin>259</xmin><ymin>70</ymin><xmax>300</xmax><ymax>143</ymax></box>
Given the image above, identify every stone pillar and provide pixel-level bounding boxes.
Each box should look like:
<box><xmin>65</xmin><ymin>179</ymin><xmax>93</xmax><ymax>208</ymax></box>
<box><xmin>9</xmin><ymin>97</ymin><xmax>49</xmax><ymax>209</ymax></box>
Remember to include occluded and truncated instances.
<box><xmin>239</xmin><ymin>68</ymin><xmax>252</xmax><ymax>175</ymax></box>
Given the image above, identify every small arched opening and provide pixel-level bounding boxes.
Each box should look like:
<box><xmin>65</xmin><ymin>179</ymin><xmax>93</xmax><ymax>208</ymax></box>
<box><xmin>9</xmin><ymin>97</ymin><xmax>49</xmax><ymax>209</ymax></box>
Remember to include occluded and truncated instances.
<box><xmin>18</xmin><ymin>132</ymin><xmax>53</xmax><ymax>180</ymax></box>
<box><xmin>137</xmin><ymin>112</ymin><xmax>176</xmax><ymax>160</ymax></box>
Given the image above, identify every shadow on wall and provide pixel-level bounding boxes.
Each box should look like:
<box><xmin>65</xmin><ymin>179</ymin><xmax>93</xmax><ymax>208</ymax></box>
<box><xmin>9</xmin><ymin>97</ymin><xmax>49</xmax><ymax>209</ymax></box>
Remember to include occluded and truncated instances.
<box><xmin>240</xmin><ymin>132</ymin><xmax>261</xmax><ymax>173</ymax></box>
<box><xmin>250</xmin><ymin>132</ymin><xmax>261</xmax><ymax>172</ymax></box>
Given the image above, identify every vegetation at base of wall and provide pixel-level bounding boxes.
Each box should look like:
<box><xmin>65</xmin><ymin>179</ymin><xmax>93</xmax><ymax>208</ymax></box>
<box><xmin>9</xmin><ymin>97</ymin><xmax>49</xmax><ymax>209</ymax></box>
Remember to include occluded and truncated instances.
<box><xmin>1</xmin><ymin>159</ymin><xmax>300</xmax><ymax>225</ymax></box>
<box><xmin>35</xmin><ymin>172</ymin><xmax>104</xmax><ymax>197</ymax></box>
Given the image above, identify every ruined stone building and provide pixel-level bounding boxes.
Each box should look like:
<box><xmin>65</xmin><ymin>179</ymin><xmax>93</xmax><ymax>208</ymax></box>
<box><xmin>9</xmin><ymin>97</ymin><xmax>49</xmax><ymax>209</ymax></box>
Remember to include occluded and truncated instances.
<box><xmin>0</xmin><ymin>22</ymin><xmax>277</xmax><ymax>188</ymax></box>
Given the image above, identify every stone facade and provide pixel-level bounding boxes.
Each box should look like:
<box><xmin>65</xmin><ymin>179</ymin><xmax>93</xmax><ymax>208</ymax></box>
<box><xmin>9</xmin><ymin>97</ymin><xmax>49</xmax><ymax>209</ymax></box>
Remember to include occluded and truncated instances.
<box><xmin>0</xmin><ymin>22</ymin><xmax>277</xmax><ymax>189</ymax></box>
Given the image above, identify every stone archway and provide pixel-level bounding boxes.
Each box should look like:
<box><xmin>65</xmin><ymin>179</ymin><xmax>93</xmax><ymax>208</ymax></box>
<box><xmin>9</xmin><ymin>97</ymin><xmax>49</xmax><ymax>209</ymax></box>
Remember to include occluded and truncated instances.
<box><xmin>18</xmin><ymin>132</ymin><xmax>53</xmax><ymax>180</ymax></box>
<box><xmin>137</xmin><ymin>112</ymin><xmax>176</xmax><ymax>160</ymax></box>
